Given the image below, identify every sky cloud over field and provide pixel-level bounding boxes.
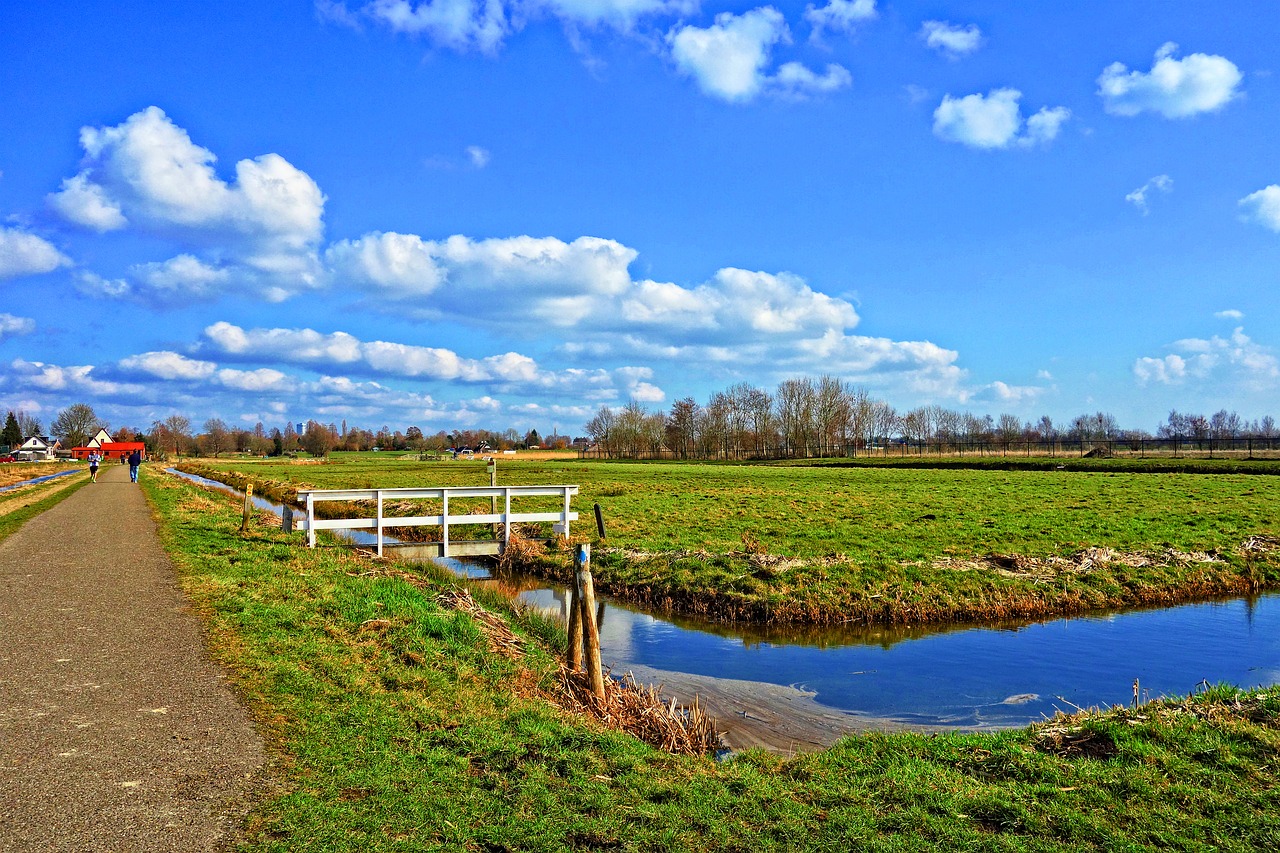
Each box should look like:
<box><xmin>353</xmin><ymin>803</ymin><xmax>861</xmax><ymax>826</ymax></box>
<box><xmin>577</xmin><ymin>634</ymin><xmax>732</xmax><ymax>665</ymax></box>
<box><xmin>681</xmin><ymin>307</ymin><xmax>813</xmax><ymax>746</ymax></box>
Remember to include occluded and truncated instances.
<box><xmin>48</xmin><ymin>107</ymin><xmax>326</xmax><ymax>302</ymax></box>
<box><xmin>919</xmin><ymin>20</ymin><xmax>982</xmax><ymax>58</ymax></box>
<box><xmin>1126</xmin><ymin>174</ymin><xmax>1173</xmax><ymax>214</ymax></box>
<box><xmin>6</xmin><ymin>6</ymin><xmax>1280</xmax><ymax>435</ymax></box>
<box><xmin>804</xmin><ymin>0</ymin><xmax>876</xmax><ymax>41</ymax></box>
<box><xmin>1134</xmin><ymin>326</ymin><xmax>1279</xmax><ymax>390</ymax></box>
<box><xmin>1098</xmin><ymin>43</ymin><xmax>1243</xmax><ymax>118</ymax></box>
<box><xmin>0</xmin><ymin>313</ymin><xmax>35</xmax><ymax>340</ymax></box>
<box><xmin>1239</xmin><ymin>185</ymin><xmax>1280</xmax><ymax>231</ymax></box>
<box><xmin>933</xmin><ymin>88</ymin><xmax>1070</xmax><ymax>149</ymax></box>
<box><xmin>0</xmin><ymin>226</ymin><xmax>72</xmax><ymax>280</ymax></box>
<box><xmin>667</xmin><ymin>9</ymin><xmax>851</xmax><ymax>102</ymax></box>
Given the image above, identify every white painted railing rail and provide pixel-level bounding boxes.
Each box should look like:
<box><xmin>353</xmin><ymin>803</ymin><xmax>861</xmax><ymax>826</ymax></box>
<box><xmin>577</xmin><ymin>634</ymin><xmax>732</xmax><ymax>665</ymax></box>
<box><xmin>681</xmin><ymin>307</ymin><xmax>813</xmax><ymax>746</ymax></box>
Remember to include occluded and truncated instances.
<box><xmin>296</xmin><ymin>485</ymin><xmax>579</xmax><ymax>557</ymax></box>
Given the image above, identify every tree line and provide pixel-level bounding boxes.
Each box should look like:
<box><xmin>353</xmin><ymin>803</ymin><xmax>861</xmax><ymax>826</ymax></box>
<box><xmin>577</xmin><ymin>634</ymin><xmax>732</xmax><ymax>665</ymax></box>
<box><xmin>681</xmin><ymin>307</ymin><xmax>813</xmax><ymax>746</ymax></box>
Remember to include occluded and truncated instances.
<box><xmin>3</xmin><ymin>405</ymin><xmax>568</xmax><ymax>459</ymax></box>
<box><xmin>581</xmin><ymin>376</ymin><xmax>1279</xmax><ymax>459</ymax></box>
<box><xmin>5</xmin><ymin>388</ymin><xmax>1275</xmax><ymax>463</ymax></box>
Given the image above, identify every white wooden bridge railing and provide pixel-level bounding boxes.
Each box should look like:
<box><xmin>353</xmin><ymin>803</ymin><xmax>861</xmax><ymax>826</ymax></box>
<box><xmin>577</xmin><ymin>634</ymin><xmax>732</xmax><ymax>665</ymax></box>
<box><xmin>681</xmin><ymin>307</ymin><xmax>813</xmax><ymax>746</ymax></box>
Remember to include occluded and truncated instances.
<box><xmin>296</xmin><ymin>485</ymin><xmax>579</xmax><ymax>557</ymax></box>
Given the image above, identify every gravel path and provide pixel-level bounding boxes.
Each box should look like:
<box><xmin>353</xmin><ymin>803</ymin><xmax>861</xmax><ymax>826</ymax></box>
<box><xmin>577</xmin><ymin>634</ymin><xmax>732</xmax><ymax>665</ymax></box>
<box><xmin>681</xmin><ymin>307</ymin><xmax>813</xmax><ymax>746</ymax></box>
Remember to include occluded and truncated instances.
<box><xmin>0</xmin><ymin>463</ymin><xmax>265</xmax><ymax>852</ymax></box>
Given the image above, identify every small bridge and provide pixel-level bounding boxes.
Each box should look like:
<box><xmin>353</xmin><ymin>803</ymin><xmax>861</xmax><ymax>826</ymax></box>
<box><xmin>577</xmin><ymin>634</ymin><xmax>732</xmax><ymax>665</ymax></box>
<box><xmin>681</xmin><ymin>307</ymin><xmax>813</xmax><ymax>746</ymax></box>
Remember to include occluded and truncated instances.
<box><xmin>295</xmin><ymin>484</ymin><xmax>579</xmax><ymax>558</ymax></box>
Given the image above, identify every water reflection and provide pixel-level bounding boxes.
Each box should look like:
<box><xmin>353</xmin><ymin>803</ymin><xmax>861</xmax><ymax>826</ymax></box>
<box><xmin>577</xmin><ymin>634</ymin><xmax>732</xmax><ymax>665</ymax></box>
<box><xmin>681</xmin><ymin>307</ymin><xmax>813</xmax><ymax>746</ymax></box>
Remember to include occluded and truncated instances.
<box><xmin>170</xmin><ymin>468</ymin><xmax>1280</xmax><ymax>731</ymax></box>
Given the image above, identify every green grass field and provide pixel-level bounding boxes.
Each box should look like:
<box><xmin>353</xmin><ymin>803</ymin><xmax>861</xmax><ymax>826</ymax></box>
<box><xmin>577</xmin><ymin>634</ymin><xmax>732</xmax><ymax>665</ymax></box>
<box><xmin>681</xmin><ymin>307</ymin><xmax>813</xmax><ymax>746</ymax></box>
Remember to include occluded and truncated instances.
<box><xmin>179</xmin><ymin>454</ymin><xmax>1280</xmax><ymax>625</ymax></box>
<box><xmin>141</xmin><ymin>466</ymin><xmax>1280</xmax><ymax>851</ymax></box>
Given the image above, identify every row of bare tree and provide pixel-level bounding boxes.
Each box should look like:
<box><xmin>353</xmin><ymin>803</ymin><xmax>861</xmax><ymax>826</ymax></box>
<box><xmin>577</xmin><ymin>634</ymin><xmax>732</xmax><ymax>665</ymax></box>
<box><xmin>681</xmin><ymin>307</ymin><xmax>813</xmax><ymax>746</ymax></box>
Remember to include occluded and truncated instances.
<box><xmin>582</xmin><ymin>376</ymin><xmax>1278</xmax><ymax>459</ymax></box>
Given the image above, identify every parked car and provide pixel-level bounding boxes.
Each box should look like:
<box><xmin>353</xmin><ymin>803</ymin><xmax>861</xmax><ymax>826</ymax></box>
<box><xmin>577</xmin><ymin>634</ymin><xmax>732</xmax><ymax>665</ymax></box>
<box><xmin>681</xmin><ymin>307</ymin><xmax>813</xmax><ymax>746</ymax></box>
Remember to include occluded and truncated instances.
<box><xmin>0</xmin><ymin>454</ymin><xmax>16</xmax><ymax>463</ymax></box>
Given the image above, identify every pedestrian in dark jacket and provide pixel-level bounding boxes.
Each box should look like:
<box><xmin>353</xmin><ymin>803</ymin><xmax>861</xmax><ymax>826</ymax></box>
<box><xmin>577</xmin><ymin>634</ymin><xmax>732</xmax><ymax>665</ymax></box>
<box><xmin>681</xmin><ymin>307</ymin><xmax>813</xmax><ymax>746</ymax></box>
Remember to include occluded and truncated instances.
<box><xmin>128</xmin><ymin>449</ymin><xmax>142</xmax><ymax>483</ymax></box>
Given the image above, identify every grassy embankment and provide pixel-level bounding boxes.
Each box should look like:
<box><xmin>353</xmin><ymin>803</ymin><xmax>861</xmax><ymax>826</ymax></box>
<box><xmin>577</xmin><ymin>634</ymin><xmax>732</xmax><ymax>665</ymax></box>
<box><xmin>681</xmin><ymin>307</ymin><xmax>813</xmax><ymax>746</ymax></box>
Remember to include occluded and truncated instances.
<box><xmin>0</xmin><ymin>462</ymin><xmax>87</xmax><ymax>543</ymax></box>
<box><xmin>177</xmin><ymin>454</ymin><xmax>1280</xmax><ymax>627</ymax></box>
<box><xmin>141</xmin><ymin>465</ymin><xmax>1280</xmax><ymax>850</ymax></box>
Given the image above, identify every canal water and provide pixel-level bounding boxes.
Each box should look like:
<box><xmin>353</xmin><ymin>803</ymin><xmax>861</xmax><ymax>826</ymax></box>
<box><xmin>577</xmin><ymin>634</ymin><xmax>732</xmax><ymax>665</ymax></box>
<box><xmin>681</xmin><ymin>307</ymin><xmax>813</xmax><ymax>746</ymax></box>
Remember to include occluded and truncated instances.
<box><xmin>172</xmin><ymin>469</ymin><xmax>1280</xmax><ymax>730</ymax></box>
<box><xmin>0</xmin><ymin>467</ymin><xmax>80</xmax><ymax>494</ymax></box>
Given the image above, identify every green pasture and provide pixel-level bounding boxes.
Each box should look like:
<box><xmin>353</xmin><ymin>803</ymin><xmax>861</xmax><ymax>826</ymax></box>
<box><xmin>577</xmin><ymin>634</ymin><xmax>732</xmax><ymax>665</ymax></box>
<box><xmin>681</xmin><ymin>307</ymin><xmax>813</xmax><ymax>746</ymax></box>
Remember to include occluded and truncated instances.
<box><xmin>183</xmin><ymin>453</ymin><xmax>1280</xmax><ymax>563</ymax></box>
<box><xmin>180</xmin><ymin>454</ymin><xmax>1280</xmax><ymax>625</ymax></box>
<box><xmin>141</xmin><ymin>467</ymin><xmax>1280</xmax><ymax>851</ymax></box>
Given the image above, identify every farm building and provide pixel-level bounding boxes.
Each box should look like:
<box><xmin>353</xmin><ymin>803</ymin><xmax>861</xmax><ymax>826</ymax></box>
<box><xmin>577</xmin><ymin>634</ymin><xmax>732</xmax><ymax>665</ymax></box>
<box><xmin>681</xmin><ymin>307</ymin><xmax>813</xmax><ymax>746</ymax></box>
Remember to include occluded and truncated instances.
<box><xmin>70</xmin><ymin>428</ymin><xmax>146</xmax><ymax>461</ymax></box>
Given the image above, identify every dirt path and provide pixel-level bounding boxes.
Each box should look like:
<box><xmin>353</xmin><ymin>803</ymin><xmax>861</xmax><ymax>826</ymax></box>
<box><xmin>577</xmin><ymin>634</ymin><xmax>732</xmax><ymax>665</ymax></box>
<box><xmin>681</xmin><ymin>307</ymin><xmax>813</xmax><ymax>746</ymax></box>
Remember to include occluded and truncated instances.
<box><xmin>0</xmin><ymin>463</ymin><xmax>264</xmax><ymax>852</ymax></box>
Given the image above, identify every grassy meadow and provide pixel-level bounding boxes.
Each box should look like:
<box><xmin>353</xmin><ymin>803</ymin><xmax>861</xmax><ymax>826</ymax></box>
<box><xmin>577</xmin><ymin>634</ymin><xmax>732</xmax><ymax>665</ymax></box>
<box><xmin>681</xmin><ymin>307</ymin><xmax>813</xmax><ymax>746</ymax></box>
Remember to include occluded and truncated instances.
<box><xmin>178</xmin><ymin>453</ymin><xmax>1280</xmax><ymax>626</ymax></box>
<box><xmin>138</xmin><ymin>465</ymin><xmax>1280</xmax><ymax>851</ymax></box>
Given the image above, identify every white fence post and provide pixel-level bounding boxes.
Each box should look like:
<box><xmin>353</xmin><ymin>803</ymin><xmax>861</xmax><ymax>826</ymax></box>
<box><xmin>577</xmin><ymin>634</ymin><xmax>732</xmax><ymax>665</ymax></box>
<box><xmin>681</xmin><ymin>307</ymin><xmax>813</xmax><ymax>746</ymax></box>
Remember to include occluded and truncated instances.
<box><xmin>306</xmin><ymin>492</ymin><xmax>315</xmax><ymax>548</ymax></box>
<box><xmin>376</xmin><ymin>490</ymin><xmax>384</xmax><ymax>557</ymax></box>
<box><xmin>442</xmin><ymin>490</ymin><xmax>450</xmax><ymax>558</ymax></box>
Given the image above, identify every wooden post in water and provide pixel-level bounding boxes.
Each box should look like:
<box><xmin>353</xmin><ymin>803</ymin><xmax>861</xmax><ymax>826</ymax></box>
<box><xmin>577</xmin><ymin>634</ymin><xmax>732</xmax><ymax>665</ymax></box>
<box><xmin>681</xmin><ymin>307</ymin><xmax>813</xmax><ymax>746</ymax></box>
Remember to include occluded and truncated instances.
<box><xmin>566</xmin><ymin>569</ymin><xmax>583</xmax><ymax>672</ymax></box>
<box><xmin>576</xmin><ymin>543</ymin><xmax>606</xmax><ymax>699</ymax></box>
<box><xmin>240</xmin><ymin>483</ymin><xmax>254</xmax><ymax>532</ymax></box>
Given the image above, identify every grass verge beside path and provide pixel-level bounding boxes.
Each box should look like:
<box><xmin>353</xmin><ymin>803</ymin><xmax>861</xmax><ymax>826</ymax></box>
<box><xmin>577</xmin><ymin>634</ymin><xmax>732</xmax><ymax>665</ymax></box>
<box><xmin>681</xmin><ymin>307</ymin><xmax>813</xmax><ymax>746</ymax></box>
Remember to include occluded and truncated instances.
<box><xmin>139</xmin><ymin>466</ymin><xmax>1280</xmax><ymax>851</ymax></box>
<box><xmin>0</xmin><ymin>470</ymin><xmax>88</xmax><ymax>543</ymax></box>
<box><xmin>177</xmin><ymin>456</ymin><xmax>1280</xmax><ymax>627</ymax></box>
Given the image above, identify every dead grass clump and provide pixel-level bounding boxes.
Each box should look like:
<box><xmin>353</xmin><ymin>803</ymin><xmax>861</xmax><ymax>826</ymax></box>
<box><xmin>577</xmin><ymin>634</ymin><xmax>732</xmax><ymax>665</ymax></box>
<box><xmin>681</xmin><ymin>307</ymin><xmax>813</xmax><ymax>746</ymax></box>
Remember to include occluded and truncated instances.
<box><xmin>432</xmin><ymin>582</ymin><xmax>720</xmax><ymax>755</ymax></box>
<box><xmin>1241</xmin><ymin>535</ymin><xmax>1280</xmax><ymax>555</ymax></box>
<box><xmin>497</xmin><ymin>528</ymin><xmax>547</xmax><ymax>571</ymax></box>
<box><xmin>937</xmin><ymin>545</ymin><xmax>1226</xmax><ymax>579</ymax></box>
<box><xmin>437</xmin><ymin>587</ymin><xmax>526</xmax><ymax>661</ymax></box>
<box><xmin>555</xmin><ymin>668</ymin><xmax>720</xmax><ymax>756</ymax></box>
<box><xmin>1031</xmin><ymin>721</ymin><xmax>1119</xmax><ymax>759</ymax></box>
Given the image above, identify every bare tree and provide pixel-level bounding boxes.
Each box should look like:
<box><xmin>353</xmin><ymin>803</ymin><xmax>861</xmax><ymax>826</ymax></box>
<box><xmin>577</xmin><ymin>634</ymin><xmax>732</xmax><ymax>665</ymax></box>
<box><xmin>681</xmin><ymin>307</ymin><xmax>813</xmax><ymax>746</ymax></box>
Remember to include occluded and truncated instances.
<box><xmin>15</xmin><ymin>410</ymin><xmax>42</xmax><ymax>439</ymax></box>
<box><xmin>665</xmin><ymin>398</ymin><xmax>700</xmax><ymax>459</ymax></box>
<box><xmin>52</xmin><ymin>403</ymin><xmax>104</xmax><ymax>449</ymax></box>
<box><xmin>814</xmin><ymin>375</ymin><xmax>851</xmax><ymax>455</ymax></box>
<box><xmin>151</xmin><ymin>414</ymin><xmax>192</xmax><ymax>458</ymax></box>
<box><xmin>775</xmin><ymin>377</ymin><xmax>816</xmax><ymax>456</ymax></box>
<box><xmin>202</xmin><ymin>418</ymin><xmax>231</xmax><ymax>457</ymax></box>
<box><xmin>585</xmin><ymin>406</ymin><xmax>616</xmax><ymax>456</ymax></box>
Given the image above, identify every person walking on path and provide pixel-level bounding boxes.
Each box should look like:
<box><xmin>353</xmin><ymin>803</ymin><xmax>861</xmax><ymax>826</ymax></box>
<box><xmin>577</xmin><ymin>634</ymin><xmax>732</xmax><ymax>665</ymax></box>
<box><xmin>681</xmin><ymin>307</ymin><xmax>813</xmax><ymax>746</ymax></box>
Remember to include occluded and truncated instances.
<box><xmin>128</xmin><ymin>448</ymin><xmax>142</xmax><ymax>483</ymax></box>
<box><xmin>0</xmin><ymin>462</ymin><xmax>264</xmax><ymax>851</ymax></box>
<box><xmin>86</xmin><ymin>449</ymin><xmax>101</xmax><ymax>482</ymax></box>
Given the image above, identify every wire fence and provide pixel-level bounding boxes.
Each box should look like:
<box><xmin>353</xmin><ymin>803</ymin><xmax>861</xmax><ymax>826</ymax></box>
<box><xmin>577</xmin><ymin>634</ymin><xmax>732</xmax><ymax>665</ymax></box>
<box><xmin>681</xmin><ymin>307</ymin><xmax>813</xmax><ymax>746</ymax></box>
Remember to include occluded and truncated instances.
<box><xmin>578</xmin><ymin>437</ymin><xmax>1280</xmax><ymax>461</ymax></box>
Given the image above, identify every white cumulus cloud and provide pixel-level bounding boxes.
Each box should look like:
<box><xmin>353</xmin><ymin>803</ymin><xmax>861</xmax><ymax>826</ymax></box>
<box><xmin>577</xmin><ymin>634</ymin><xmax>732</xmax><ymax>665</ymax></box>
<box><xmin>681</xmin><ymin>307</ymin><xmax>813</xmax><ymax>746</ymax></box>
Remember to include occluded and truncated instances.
<box><xmin>0</xmin><ymin>227</ymin><xmax>73</xmax><ymax>280</ymax></box>
<box><xmin>1125</xmin><ymin>174</ymin><xmax>1173</xmax><ymax>214</ymax></box>
<box><xmin>364</xmin><ymin>0</ymin><xmax>510</xmax><ymax>53</ymax></box>
<box><xmin>668</xmin><ymin>8</ymin><xmax>790</xmax><ymax>102</ymax></box>
<box><xmin>118</xmin><ymin>351</ymin><xmax>217</xmax><ymax>380</ymax></box>
<box><xmin>804</xmin><ymin>0</ymin><xmax>876</xmax><ymax>40</ymax></box>
<box><xmin>933</xmin><ymin>88</ymin><xmax>1069</xmax><ymax>150</ymax></box>
<box><xmin>200</xmin><ymin>321</ymin><xmax>632</xmax><ymax>397</ymax></box>
<box><xmin>1098</xmin><ymin>43</ymin><xmax>1242</xmax><ymax>118</ymax></box>
<box><xmin>48</xmin><ymin>107</ymin><xmax>327</xmax><ymax>302</ymax></box>
<box><xmin>47</xmin><ymin>173</ymin><xmax>128</xmax><ymax>231</ymax></box>
<box><xmin>1239</xmin><ymin>185</ymin><xmax>1280</xmax><ymax>232</ymax></box>
<box><xmin>920</xmin><ymin>20</ymin><xmax>982</xmax><ymax>58</ymax></box>
<box><xmin>665</xmin><ymin>8</ymin><xmax>850</xmax><ymax>102</ymax></box>
<box><xmin>0</xmin><ymin>313</ymin><xmax>35</xmax><ymax>340</ymax></box>
<box><xmin>772</xmin><ymin>62</ymin><xmax>853</xmax><ymax>98</ymax></box>
<box><xmin>1134</xmin><ymin>326</ymin><xmax>1278</xmax><ymax>389</ymax></box>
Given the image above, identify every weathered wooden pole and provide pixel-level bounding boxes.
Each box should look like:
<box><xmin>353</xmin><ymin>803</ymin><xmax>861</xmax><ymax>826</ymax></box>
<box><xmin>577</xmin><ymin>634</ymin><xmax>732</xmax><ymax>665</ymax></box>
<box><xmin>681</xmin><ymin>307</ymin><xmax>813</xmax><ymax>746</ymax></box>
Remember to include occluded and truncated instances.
<box><xmin>240</xmin><ymin>483</ymin><xmax>254</xmax><ymax>532</ymax></box>
<box><xmin>566</xmin><ymin>570</ymin><xmax>583</xmax><ymax>671</ymax></box>
<box><xmin>576</xmin><ymin>543</ymin><xmax>606</xmax><ymax>699</ymax></box>
<box><xmin>593</xmin><ymin>502</ymin><xmax>606</xmax><ymax>541</ymax></box>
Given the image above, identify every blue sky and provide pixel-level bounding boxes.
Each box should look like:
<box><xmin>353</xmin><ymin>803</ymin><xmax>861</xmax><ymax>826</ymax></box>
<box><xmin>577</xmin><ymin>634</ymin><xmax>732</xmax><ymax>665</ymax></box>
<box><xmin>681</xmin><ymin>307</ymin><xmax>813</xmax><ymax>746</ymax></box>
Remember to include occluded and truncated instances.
<box><xmin>2</xmin><ymin>1</ymin><xmax>1278</xmax><ymax>437</ymax></box>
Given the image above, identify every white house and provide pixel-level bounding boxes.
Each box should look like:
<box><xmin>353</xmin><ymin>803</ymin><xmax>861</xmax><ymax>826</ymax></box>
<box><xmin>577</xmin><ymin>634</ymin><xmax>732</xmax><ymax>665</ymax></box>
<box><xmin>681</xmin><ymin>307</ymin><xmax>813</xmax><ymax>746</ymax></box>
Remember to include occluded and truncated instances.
<box><xmin>85</xmin><ymin>428</ymin><xmax>113</xmax><ymax>448</ymax></box>
<box><xmin>16</xmin><ymin>436</ymin><xmax>60</xmax><ymax>461</ymax></box>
